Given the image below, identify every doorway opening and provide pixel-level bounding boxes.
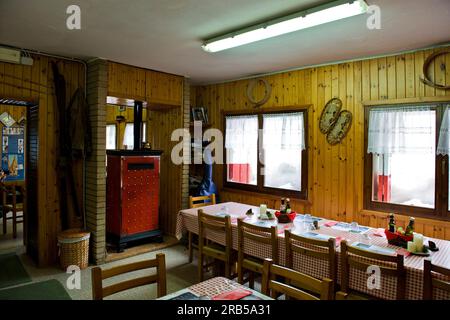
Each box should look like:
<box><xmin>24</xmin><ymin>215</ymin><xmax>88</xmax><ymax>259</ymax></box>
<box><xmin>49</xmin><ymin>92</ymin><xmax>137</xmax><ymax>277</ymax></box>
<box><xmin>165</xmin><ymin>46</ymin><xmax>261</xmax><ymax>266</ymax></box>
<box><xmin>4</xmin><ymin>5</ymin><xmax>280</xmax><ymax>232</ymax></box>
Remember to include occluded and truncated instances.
<box><xmin>0</xmin><ymin>99</ymin><xmax>37</xmax><ymax>259</ymax></box>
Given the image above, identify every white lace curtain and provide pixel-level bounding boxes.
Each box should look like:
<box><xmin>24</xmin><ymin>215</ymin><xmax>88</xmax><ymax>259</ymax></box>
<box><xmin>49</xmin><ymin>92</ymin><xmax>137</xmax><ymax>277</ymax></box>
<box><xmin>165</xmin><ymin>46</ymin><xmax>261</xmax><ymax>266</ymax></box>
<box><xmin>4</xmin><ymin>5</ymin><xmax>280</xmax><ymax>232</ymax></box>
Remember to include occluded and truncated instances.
<box><xmin>123</xmin><ymin>123</ymin><xmax>134</xmax><ymax>149</ymax></box>
<box><xmin>106</xmin><ymin>124</ymin><xmax>116</xmax><ymax>150</ymax></box>
<box><xmin>437</xmin><ymin>106</ymin><xmax>450</xmax><ymax>155</ymax></box>
<box><xmin>367</xmin><ymin>106</ymin><xmax>435</xmax><ymax>155</ymax></box>
<box><xmin>123</xmin><ymin>123</ymin><xmax>146</xmax><ymax>150</ymax></box>
<box><xmin>225</xmin><ymin>115</ymin><xmax>258</xmax><ymax>149</ymax></box>
<box><xmin>263</xmin><ymin>112</ymin><xmax>305</xmax><ymax>150</ymax></box>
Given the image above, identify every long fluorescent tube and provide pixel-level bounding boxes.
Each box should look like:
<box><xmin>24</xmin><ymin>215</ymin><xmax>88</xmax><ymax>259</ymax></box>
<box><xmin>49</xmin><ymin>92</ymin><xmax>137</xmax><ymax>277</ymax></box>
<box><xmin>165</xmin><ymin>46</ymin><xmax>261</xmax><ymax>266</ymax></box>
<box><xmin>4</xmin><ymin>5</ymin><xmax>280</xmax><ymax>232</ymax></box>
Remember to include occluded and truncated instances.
<box><xmin>202</xmin><ymin>0</ymin><xmax>368</xmax><ymax>53</ymax></box>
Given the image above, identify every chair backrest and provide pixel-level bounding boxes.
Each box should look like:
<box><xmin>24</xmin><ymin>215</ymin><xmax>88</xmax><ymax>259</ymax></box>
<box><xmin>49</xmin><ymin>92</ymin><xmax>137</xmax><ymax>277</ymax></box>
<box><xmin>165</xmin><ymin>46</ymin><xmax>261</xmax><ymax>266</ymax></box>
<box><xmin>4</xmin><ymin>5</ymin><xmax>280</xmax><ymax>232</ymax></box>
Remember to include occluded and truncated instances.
<box><xmin>423</xmin><ymin>259</ymin><xmax>450</xmax><ymax>300</ymax></box>
<box><xmin>340</xmin><ymin>240</ymin><xmax>406</xmax><ymax>300</ymax></box>
<box><xmin>198</xmin><ymin>209</ymin><xmax>232</xmax><ymax>254</ymax></box>
<box><xmin>285</xmin><ymin>230</ymin><xmax>337</xmax><ymax>286</ymax></box>
<box><xmin>91</xmin><ymin>253</ymin><xmax>167</xmax><ymax>300</ymax></box>
<box><xmin>1</xmin><ymin>183</ymin><xmax>23</xmax><ymax>206</ymax></box>
<box><xmin>189</xmin><ymin>194</ymin><xmax>216</xmax><ymax>209</ymax></box>
<box><xmin>237</xmin><ymin>218</ymin><xmax>278</xmax><ymax>264</ymax></box>
<box><xmin>262</xmin><ymin>258</ymin><xmax>333</xmax><ymax>300</ymax></box>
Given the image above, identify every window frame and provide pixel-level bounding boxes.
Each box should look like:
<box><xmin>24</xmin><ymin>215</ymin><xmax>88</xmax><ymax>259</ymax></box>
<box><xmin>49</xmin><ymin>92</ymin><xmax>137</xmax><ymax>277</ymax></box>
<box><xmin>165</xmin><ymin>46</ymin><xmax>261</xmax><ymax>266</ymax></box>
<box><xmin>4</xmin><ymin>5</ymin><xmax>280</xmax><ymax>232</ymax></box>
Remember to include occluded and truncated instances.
<box><xmin>222</xmin><ymin>106</ymin><xmax>309</xmax><ymax>200</ymax></box>
<box><xmin>363</xmin><ymin>101</ymin><xmax>449</xmax><ymax>221</ymax></box>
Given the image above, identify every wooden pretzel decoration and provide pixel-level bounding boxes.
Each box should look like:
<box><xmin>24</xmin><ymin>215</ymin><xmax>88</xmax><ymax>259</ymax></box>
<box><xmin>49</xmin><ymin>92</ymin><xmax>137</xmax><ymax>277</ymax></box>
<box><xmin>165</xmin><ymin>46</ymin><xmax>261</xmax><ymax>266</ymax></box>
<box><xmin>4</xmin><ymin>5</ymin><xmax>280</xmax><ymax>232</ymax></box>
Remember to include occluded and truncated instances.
<box><xmin>246</xmin><ymin>78</ymin><xmax>272</xmax><ymax>108</ymax></box>
<box><xmin>421</xmin><ymin>49</ymin><xmax>450</xmax><ymax>90</ymax></box>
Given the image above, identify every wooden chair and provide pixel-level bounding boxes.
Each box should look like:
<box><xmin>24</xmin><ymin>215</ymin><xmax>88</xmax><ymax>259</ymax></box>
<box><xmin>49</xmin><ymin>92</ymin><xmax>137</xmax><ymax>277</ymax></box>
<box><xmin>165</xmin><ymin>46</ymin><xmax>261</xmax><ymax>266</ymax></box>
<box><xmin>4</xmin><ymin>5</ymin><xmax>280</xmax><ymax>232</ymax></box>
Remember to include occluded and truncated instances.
<box><xmin>188</xmin><ymin>194</ymin><xmax>216</xmax><ymax>263</ymax></box>
<box><xmin>198</xmin><ymin>209</ymin><xmax>234</xmax><ymax>281</ymax></box>
<box><xmin>285</xmin><ymin>230</ymin><xmax>337</xmax><ymax>294</ymax></box>
<box><xmin>261</xmin><ymin>258</ymin><xmax>333</xmax><ymax>300</ymax></box>
<box><xmin>91</xmin><ymin>253</ymin><xmax>167</xmax><ymax>300</ymax></box>
<box><xmin>237</xmin><ymin>218</ymin><xmax>278</xmax><ymax>289</ymax></box>
<box><xmin>1</xmin><ymin>183</ymin><xmax>25</xmax><ymax>239</ymax></box>
<box><xmin>339</xmin><ymin>240</ymin><xmax>406</xmax><ymax>300</ymax></box>
<box><xmin>423</xmin><ymin>259</ymin><xmax>450</xmax><ymax>300</ymax></box>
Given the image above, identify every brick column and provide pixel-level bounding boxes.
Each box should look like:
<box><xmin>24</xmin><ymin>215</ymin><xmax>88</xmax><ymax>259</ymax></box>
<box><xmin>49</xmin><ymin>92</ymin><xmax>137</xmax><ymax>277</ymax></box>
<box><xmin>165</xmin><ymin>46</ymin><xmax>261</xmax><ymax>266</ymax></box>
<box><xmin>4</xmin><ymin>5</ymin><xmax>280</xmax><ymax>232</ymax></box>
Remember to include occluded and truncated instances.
<box><xmin>86</xmin><ymin>58</ymin><xmax>107</xmax><ymax>264</ymax></box>
<box><xmin>181</xmin><ymin>78</ymin><xmax>190</xmax><ymax>209</ymax></box>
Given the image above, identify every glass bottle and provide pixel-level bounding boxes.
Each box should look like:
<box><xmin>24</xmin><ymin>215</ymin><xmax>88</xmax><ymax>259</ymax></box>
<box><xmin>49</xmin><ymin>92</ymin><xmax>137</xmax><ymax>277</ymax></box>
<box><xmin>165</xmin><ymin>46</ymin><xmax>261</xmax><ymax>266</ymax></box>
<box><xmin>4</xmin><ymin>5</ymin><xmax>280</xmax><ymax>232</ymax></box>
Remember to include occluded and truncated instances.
<box><xmin>388</xmin><ymin>213</ymin><xmax>396</xmax><ymax>233</ymax></box>
<box><xmin>286</xmin><ymin>198</ymin><xmax>291</xmax><ymax>214</ymax></box>
<box><xmin>405</xmin><ymin>217</ymin><xmax>415</xmax><ymax>236</ymax></box>
<box><xmin>280</xmin><ymin>198</ymin><xmax>286</xmax><ymax>213</ymax></box>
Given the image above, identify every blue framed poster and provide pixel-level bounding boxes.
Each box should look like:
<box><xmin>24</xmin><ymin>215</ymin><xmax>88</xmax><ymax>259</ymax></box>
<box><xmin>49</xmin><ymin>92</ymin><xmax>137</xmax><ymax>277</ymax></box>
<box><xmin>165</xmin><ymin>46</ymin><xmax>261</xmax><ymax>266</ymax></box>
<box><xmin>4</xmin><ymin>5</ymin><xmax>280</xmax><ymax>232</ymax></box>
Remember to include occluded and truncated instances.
<box><xmin>1</xmin><ymin>126</ymin><xmax>25</xmax><ymax>181</ymax></box>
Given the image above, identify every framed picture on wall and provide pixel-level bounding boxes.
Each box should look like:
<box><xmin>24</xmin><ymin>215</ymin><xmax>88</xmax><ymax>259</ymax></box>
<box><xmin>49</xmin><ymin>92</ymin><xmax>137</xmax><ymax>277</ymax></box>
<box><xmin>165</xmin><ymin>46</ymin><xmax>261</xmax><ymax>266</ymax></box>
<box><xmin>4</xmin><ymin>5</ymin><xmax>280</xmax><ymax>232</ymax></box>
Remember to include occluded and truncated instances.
<box><xmin>191</xmin><ymin>107</ymin><xmax>208</xmax><ymax>124</ymax></box>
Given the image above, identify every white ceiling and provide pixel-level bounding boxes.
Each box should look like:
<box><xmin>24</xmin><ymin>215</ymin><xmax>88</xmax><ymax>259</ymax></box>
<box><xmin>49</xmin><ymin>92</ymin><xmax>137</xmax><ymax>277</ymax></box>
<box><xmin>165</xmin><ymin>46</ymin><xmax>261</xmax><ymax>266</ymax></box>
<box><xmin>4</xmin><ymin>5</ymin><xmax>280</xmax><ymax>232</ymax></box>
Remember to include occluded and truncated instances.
<box><xmin>0</xmin><ymin>0</ymin><xmax>449</xmax><ymax>84</ymax></box>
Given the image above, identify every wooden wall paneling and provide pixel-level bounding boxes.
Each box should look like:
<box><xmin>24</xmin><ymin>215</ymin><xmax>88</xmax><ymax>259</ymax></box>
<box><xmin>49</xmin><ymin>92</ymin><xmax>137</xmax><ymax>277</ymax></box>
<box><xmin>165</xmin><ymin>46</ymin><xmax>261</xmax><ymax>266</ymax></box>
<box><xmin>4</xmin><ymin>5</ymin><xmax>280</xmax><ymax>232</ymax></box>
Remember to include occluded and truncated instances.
<box><xmin>396</xmin><ymin>54</ymin><xmax>406</xmax><ymax>99</ymax></box>
<box><xmin>330</xmin><ymin>65</ymin><xmax>339</xmax><ymax>221</ymax></box>
<box><xmin>312</xmin><ymin>68</ymin><xmax>323</xmax><ymax>214</ymax></box>
<box><xmin>405</xmin><ymin>53</ymin><xmax>415</xmax><ymax>98</ymax></box>
<box><xmin>192</xmin><ymin>46</ymin><xmax>450</xmax><ymax>240</ymax></box>
<box><xmin>378</xmin><ymin>58</ymin><xmax>388</xmax><ymax>100</ymax></box>
<box><xmin>446</xmin><ymin>51</ymin><xmax>450</xmax><ymax>95</ymax></box>
<box><xmin>38</xmin><ymin>56</ymin><xmax>50</xmax><ymax>265</ymax></box>
<box><xmin>424</xmin><ymin>49</ymin><xmax>436</xmax><ymax>98</ymax></box>
<box><xmin>151</xmin><ymin>108</ymin><xmax>182</xmax><ymax>235</ymax></box>
<box><xmin>360</xmin><ymin>60</ymin><xmax>371</xmax><ymax>227</ymax></box>
<box><xmin>350</xmin><ymin>61</ymin><xmax>365</xmax><ymax>221</ymax></box>
<box><xmin>315</xmin><ymin>67</ymin><xmax>326</xmax><ymax>216</ymax></box>
<box><xmin>435</xmin><ymin>51</ymin><xmax>447</xmax><ymax>97</ymax></box>
<box><xmin>414</xmin><ymin>51</ymin><xmax>426</xmax><ymax>97</ymax></box>
<box><xmin>324</xmin><ymin>66</ymin><xmax>334</xmax><ymax>220</ymax></box>
<box><xmin>0</xmin><ymin>55</ymin><xmax>85</xmax><ymax>266</ymax></box>
<box><xmin>47</xmin><ymin>59</ymin><xmax>59</xmax><ymax>264</ymax></box>
<box><xmin>338</xmin><ymin>63</ymin><xmax>347</xmax><ymax>222</ymax></box>
<box><xmin>387</xmin><ymin>56</ymin><xmax>397</xmax><ymax>100</ymax></box>
<box><xmin>345</xmin><ymin>63</ymin><xmax>355</xmax><ymax>223</ymax></box>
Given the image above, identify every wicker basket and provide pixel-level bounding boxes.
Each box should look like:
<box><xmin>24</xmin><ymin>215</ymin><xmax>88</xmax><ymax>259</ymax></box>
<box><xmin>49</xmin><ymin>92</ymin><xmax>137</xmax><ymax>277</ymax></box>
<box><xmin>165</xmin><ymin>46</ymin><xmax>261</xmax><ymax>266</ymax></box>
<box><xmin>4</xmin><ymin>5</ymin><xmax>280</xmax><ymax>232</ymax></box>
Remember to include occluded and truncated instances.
<box><xmin>57</xmin><ymin>229</ymin><xmax>90</xmax><ymax>270</ymax></box>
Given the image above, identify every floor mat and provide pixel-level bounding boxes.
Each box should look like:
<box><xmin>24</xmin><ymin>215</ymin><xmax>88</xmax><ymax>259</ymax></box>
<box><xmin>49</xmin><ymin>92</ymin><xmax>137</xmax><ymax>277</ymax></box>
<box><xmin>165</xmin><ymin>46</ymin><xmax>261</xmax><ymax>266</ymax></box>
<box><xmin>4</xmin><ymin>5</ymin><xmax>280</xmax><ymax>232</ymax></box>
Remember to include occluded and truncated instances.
<box><xmin>0</xmin><ymin>279</ymin><xmax>72</xmax><ymax>300</ymax></box>
<box><xmin>0</xmin><ymin>253</ymin><xmax>32</xmax><ymax>289</ymax></box>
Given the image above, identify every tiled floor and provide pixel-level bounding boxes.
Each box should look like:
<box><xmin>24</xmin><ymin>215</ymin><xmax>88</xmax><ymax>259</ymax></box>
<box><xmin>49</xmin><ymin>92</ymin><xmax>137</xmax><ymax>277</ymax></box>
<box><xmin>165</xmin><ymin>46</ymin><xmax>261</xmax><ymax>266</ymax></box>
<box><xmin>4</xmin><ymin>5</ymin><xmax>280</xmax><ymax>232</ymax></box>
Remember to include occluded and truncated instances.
<box><xmin>0</xmin><ymin>220</ymin><xmax>24</xmax><ymax>253</ymax></box>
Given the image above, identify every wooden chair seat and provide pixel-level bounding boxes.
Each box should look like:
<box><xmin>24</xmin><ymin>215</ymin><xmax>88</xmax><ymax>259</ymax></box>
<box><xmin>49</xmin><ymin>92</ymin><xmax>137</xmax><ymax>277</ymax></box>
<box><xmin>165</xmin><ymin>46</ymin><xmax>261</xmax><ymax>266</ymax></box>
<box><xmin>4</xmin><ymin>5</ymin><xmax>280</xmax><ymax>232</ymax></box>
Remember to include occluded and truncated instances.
<box><xmin>242</xmin><ymin>256</ymin><xmax>265</xmax><ymax>274</ymax></box>
<box><xmin>202</xmin><ymin>242</ymin><xmax>227</xmax><ymax>258</ymax></box>
<box><xmin>4</xmin><ymin>203</ymin><xmax>23</xmax><ymax>210</ymax></box>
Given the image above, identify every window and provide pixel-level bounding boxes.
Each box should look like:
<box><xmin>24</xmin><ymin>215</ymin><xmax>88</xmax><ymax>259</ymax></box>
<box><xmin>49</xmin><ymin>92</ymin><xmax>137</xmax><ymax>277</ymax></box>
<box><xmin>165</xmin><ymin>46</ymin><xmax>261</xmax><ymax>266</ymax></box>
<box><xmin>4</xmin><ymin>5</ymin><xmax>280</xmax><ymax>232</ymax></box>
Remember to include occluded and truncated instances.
<box><xmin>106</xmin><ymin>124</ymin><xmax>117</xmax><ymax>150</ymax></box>
<box><xmin>364</xmin><ymin>103</ymin><xmax>449</xmax><ymax>219</ymax></box>
<box><xmin>224</xmin><ymin>109</ymin><xmax>307</xmax><ymax>199</ymax></box>
<box><xmin>225</xmin><ymin>115</ymin><xmax>258</xmax><ymax>185</ymax></box>
<box><xmin>123</xmin><ymin>123</ymin><xmax>146</xmax><ymax>150</ymax></box>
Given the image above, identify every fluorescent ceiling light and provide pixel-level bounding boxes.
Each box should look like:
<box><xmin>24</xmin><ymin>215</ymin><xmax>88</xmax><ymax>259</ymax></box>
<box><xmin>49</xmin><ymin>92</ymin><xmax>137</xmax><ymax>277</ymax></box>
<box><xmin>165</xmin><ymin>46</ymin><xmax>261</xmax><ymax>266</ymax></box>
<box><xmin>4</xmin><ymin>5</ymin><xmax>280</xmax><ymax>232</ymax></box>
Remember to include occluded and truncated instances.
<box><xmin>202</xmin><ymin>0</ymin><xmax>368</xmax><ymax>53</ymax></box>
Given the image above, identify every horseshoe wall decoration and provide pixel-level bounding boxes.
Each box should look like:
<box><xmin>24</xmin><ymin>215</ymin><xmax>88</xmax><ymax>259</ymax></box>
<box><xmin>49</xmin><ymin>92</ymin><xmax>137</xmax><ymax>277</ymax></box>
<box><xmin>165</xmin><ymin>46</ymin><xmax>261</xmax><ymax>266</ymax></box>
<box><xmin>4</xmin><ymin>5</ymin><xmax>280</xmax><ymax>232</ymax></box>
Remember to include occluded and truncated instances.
<box><xmin>421</xmin><ymin>49</ymin><xmax>450</xmax><ymax>90</ymax></box>
<box><xmin>246</xmin><ymin>78</ymin><xmax>272</xmax><ymax>108</ymax></box>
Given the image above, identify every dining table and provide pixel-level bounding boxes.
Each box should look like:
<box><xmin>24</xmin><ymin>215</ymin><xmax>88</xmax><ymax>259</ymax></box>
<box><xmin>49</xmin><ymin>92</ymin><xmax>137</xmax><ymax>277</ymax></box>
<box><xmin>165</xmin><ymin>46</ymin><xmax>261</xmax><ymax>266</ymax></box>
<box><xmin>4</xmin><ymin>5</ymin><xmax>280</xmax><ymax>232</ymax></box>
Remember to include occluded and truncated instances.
<box><xmin>158</xmin><ymin>276</ymin><xmax>272</xmax><ymax>300</ymax></box>
<box><xmin>176</xmin><ymin>202</ymin><xmax>450</xmax><ymax>300</ymax></box>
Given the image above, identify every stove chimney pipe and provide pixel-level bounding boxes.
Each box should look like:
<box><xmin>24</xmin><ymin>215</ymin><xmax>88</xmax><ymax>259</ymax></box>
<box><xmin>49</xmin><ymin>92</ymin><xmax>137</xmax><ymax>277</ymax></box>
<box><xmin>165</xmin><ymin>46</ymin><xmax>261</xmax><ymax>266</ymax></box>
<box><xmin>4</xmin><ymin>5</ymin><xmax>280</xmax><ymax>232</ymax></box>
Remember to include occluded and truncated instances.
<box><xmin>133</xmin><ymin>100</ymin><xmax>143</xmax><ymax>150</ymax></box>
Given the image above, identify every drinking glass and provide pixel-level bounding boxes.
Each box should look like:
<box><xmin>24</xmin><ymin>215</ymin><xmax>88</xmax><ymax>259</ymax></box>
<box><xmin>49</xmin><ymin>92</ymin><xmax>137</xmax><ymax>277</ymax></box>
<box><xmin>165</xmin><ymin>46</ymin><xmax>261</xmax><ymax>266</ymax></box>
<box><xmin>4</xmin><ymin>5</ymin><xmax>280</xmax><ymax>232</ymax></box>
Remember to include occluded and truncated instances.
<box><xmin>304</xmin><ymin>214</ymin><xmax>312</xmax><ymax>223</ymax></box>
<box><xmin>304</xmin><ymin>222</ymin><xmax>314</xmax><ymax>232</ymax></box>
<box><xmin>220</xmin><ymin>206</ymin><xmax>229</xmax><ymax>216</ymax></box>
<box><xmin>359</xmin><ymin>233</ymin><xmax>371</xmax><ymax>245</ymax></box>
<box><xmin>350</xmin><ymin>221</ymin><xmax>359</xmax><ymax>233</ymax></box>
